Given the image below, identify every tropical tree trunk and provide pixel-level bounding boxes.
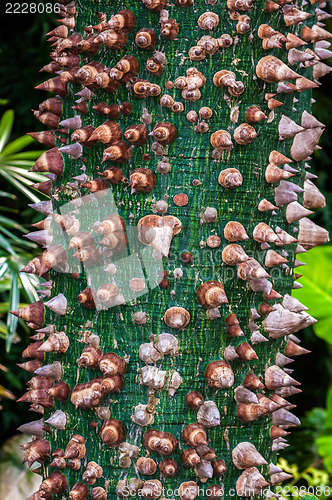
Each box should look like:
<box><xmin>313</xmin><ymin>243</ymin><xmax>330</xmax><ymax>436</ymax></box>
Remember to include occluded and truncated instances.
<box><xmin>13</xmin><ymin>0</ymin><xmax>331</xmax><ymax>498</ymax></box>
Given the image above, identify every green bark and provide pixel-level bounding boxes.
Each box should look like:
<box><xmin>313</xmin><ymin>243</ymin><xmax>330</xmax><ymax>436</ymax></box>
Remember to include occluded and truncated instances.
<box><xmin>20</xmin><ymin>0</ymin><xmax>329</xmax><ymax>498</ymax></box>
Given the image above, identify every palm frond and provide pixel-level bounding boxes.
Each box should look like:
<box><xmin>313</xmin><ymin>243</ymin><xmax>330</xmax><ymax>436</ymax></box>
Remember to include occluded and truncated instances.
<box><xmin>0</xmin><ymin>110</ymin><xmax>47</xmax><ymax>202</ymax></box>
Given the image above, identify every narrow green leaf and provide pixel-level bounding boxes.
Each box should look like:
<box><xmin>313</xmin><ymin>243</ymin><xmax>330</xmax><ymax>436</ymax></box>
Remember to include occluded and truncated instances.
<box><xmin>2</xmin><ymin>166</ymin><xmax>46</xmax><ymax>182</ymax></box>
<box><xmin>0</xmin><ymin>226</ymin><xmax>31</xmax><ymax>245</ymax></box>
<box><xmin>4</xmin><ymin>150</ymin><xmax>43</xmax><ymax>161</ymax></box>
<box><xmin>0</xmin><ymin>170</ymin><xmax>41</xmax><ymax>203</ymax></box>
<box><xmin>0</xmin><ymin>110</ymin><xmax>14</xmax><ymax>152</ymax></box>
<box><xmin>1</xmin><ymin>135</ymin><xmax>34</xmax><ymax>156</ymax></box>
<box><xmin>0</xmin><ymin>161</ymin><xmax>35</xmax><ymax>169</ymax></box>
<box><xmin>0</xmin><ymin>233</ymin><xmax>16</xmax><ymax>256</ymax></box>
<box><xmin>10</xmin><ymin>170</ymin><xmax>47</xmax><ymax>183</ymax></box>
<box><xmin>0</xmin><ymin>261</ymin><xmax>9</xmax><ymax>280</ymax></box>
<box><xmin>0</xmin><ymin>215</ymin><xmax>24</xmax><ymax>230</ymax></box>
<box><xmin>6</xmin><ymin>269</ymin><xmax>19</xmax><ymax>351</ymax></box>
<box><xmin>20</xmin><ymin>273</ymin><xmax>38</xmax><ymax>303</ymax></box>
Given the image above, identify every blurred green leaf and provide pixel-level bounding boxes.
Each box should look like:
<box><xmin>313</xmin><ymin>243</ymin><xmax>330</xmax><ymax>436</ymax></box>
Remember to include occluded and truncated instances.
<box><xmin>293</xmin><ymin>246</ymin><xmax>332</xmax><ymax>344</ymax></box>
<box><xmin>0</xmin><ymin>206</ymin><xmax>19</xmax><ymax>214</ymax></box>
<box><xmin>316</xmin><ymin>387</ymin><xmax>332</xmax><ymax>474</ymax></box>
<box><xmin>0</xmin><ymin>279</ymin><xmax>11</xmax><ymax>293</ymax></box>
<box><xmin>0</xmin><ymin>435</ymin><xmax>42</xmax><ymax>499</ymax></box>
<box><xmin>300</xmin><ymin>496</ymin><xmax>319</xmax><ymax>500</ymax></box>
<box><xmin>325</xmin><ymin>386</ymin><xmax>332</xmax><ymax>431</ymax></box>
<box><xmin>0</xmin><ymin>190</ymin><xmax>15</xmax><ymax>199</ymax></box>
<box><xmin>277</xmin><ymin>456</ymin><xmax>330</xmax><ymax>499</ymax></box>
<box><xmin>0</xmin><ymin>303</ymin><xmax>28</xmax><ymax>314</ymax></box>
<box><xmin>316</xmin><ymin>435</ymin><xmax>332</xmax><ymax>474</ymax></box>
<box><xmin>0</xmin><ymin>385</ymin><xmax>15</xmax><ymax>400</ymax></box>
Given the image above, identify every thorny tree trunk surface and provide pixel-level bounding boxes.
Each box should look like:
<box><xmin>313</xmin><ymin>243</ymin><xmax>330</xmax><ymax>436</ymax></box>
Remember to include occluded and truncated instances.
<box><xmin>14</xmin><ymin>0</ymin><xmax>331</xmax><ymax>498</ymax></box>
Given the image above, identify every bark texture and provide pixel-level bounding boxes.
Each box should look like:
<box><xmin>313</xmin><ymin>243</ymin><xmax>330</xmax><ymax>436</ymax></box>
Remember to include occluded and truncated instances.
<box><xmin>15</xmin><ymin>0</ymin><xmax>331</xmax><ymax>498</ymax></box>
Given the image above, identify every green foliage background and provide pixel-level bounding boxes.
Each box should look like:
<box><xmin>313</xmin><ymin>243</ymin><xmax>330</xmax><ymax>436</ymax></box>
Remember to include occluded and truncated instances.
<box><xmin>0</xmin><ymin>4</ymin><xmax>331</xmax><ymax>498</ymax></box>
